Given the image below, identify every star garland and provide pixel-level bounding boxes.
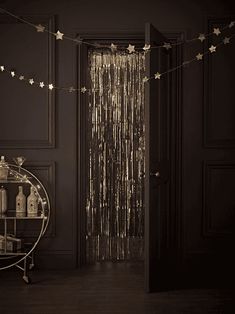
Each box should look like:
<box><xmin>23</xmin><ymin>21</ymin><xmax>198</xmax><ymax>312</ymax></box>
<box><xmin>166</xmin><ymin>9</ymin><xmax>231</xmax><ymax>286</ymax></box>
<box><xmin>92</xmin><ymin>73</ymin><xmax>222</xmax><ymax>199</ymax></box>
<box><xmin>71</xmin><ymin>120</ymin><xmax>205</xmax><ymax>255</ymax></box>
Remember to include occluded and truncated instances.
<box><xmin>142</xmin><ymin>34</ymin><xmax>235</xmax><ymax>83</ymax></box>
<box><xmin>0</xmin><ymin>65</ymin><xmax>86</xmax><ymax>93</ymax></box>
<box><xmin>1</xmin><ymin>34</ymin><xmax>234</xmax><ymax>93</ymax></box>
<box><xmin>0</xmin><ymin>7</ymin><xmax>234</xmax><ymax>94</ymax></box>
<box><xmin>0</xmin><ymin>7</ymin><xmax>234</xmax><ymax>54</ymax></box>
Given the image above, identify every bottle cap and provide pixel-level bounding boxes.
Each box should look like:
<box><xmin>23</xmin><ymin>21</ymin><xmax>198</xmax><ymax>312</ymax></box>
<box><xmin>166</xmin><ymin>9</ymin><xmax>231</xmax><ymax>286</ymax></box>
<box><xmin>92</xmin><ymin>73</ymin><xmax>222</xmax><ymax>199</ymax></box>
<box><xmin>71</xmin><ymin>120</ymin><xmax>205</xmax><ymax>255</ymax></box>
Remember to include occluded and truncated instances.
<box><xmin>0</xmin><ymin>156</ymin><xmax>8</xmax><ymax>167</ymax></box>
<box><xmin>0</xmin><ymin>156</ymin><xmax>5</xmax><ymax>165</ymax></box>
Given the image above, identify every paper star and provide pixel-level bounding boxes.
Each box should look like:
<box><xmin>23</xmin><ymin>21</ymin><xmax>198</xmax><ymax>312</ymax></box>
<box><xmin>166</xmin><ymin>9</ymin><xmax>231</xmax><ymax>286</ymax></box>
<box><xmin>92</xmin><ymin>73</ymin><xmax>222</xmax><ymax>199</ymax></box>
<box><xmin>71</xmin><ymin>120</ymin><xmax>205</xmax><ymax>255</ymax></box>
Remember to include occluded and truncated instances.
<box><xmin>48</xmin><ymin>84</ymin><xmax>54</xmax><ymax>90</ymax></box>
<box><xmin>198</xmin><ymin>33</ymin><xmax>206</xmax><ymax>42</ymax></box>
<box><xmin>209</xmin><ymin>45</ymin><xmax>216</xmax><ymax>53</ymax></box>
<box><xmin>29</xmin><ymin>78</ymin><xmax>34</xmax><ymax>85</ymax></box>
<box><xmin>154</xmin><ymin>72</ymin><xmax>161</xmax><ymax>80</ymax></box>
<box><xmin>127</xmin><ymin>44</ymin><xmax>135</xmax><ymax>53</ymax></box>
<box><xmin>0</xmin><ymin>66</ymin><xmax>4</xmax><ymax>72</ymax></box>
<box><xmin>163</xmin><ymin>42</ymin><xmax>172</xmax><ymax>50</ymax></box>
<box><xmin>213</xmin><ymin>28</ymin><xmax>221</xmax><ymax>36</ymax></box>
<box><xmin>229</xmin><ymin>21</ymin><xmax>235</xmax><ymax>28</ymax></box>
<box><xmin>69</xmin><ymin>86</ymin><xmax>76</xmax><ymax>93</ymax></box>
<box><xmin>196</xmin><ymin>53</ymin><xmax>203</xmax><ymax>60</ymax></box>
<box><xmin>110</xmin><ymin>43</ymin><xmax>117</xmax><ymax>52</ymax></box>
<box><xmin>223</xmin><ymin>37</ymin><xmax>230</xmax><ymax>45</ymax></box>
<box><xmin>143</xmin><ymin>44</ymin><xmax>151</xmax><ymax>51</ymax></box>
<box><xmin>142</xmin><ymin>76</ymin><xmax>149</xmax><ymax>83</ymax></box>
<box><xmin>35</xmin><ymin>24</ymin><xmax>45</xmax><ymax>32</ymax></box>
<box><xmin>19</xmin><ymin>75</ymin><xmax>24</xmax><ymax>80</ymax></box>
<box><xmin>11</xmin><ymin>71</ymin><xmax>15</xmax><ymax>77</ymax></box>
<box><xmin>39</xmin><ymin>82</ymin><xmax>45</xmax><ymax>88</ymax></box>
<box><xmin>55</xmin><ymin>30</ymin><xmax>64</xmax><ymax>40</ymax></box>
<box><xmin>81</xmin><ymin>86</ymin><xmax>87</xmax><ymax>93</ymax></box>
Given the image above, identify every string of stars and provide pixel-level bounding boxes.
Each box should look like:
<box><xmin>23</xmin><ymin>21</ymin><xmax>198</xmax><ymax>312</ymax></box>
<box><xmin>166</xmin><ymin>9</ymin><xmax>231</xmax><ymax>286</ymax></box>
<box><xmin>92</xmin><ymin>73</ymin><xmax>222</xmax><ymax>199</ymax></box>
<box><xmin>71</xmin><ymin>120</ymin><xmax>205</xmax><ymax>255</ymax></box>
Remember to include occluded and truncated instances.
<box><xmin>143</xmin><ymin>34</ymin><xmax>235</xmax><ymax>82</ymax></box>
<box><xmin>0</xmin><ymin>67</ymin><xmax>87</xmax><ymax>93</ymax></box>
<box><xmin>0</xmin><ymin>34</ymin><xmax>234</xmax><ymax>93</ymax></box>
<box><xmin>0</xmin><ymin>7</ymin><xmax>234</xmax><ymax>53</ymax></box>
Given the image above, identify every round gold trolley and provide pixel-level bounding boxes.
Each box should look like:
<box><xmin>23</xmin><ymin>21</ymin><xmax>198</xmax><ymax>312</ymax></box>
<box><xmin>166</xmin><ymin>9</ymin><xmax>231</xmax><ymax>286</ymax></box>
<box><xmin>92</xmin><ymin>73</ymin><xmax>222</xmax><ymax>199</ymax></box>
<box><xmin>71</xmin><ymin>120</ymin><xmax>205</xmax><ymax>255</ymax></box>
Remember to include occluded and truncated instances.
<box><xmin>0</xmin><ymin>164</ymin><xmax>50</xmax><ymax>283</ymax></box>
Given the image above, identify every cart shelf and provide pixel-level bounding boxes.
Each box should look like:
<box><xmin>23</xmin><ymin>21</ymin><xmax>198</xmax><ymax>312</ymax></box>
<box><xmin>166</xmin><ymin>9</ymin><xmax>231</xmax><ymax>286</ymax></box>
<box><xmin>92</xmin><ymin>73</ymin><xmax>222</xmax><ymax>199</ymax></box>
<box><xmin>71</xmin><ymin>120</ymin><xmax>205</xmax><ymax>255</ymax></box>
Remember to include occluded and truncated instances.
<box><xmin>0</xmin><ymin>163</ymin><xmax>50</xmax><ymax>283</ymax></box>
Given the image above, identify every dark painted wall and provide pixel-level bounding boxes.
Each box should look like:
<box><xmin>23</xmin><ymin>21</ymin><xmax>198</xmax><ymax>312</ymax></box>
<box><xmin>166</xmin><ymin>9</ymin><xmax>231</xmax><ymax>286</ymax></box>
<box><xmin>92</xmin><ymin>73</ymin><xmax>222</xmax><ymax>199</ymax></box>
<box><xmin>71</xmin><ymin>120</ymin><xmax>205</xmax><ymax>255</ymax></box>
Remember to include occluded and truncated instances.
<box><xmin>0</xmin><ymin>0</ymin><xmax>235</xmax><ymax>283</ymax></box>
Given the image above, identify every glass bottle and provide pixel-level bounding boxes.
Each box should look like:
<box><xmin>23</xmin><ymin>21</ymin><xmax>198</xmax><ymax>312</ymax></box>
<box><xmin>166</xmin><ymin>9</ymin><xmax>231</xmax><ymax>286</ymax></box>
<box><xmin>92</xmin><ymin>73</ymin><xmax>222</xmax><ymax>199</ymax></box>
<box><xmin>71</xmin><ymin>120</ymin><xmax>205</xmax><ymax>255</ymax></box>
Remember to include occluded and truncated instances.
<box><xmin>0</xmin><ymin>186</ymin><xmax>7</xmax><ymax>215</ymax></box>
<box><xmin>16</xmin><ymin>186</ymin><xmax>26</xmax><ymax>217</ymax></box>
<box><xmin>27</xmin><ymin>186</ymin><xmax>38</xmax><ymax>217</ymax></box>
<box><xmin>0</xmin><ymin>156</ymin><xmax>9</xmax><ymax>180</ymax></box>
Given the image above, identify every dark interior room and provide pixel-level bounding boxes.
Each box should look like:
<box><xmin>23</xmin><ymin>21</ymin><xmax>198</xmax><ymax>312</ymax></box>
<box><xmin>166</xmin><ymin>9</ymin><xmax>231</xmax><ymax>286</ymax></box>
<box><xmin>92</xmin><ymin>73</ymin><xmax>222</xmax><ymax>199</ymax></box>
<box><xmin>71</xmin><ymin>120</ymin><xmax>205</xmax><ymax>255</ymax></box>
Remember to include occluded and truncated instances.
<box><xmin>0</xmin><ymin>0</ymin><xmax>235</xmax><ymax>313</ymax></box>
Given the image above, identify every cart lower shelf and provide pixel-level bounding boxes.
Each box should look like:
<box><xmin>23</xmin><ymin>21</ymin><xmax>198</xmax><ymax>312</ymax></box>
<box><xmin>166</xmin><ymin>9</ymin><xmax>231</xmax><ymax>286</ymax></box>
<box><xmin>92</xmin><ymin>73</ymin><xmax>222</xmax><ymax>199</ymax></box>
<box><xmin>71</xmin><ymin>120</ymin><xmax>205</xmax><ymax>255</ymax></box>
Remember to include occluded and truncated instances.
<box><xmin>0</xmin><ymin>245</ymin><xmax>35</xmax><ymax>283</ymax></box>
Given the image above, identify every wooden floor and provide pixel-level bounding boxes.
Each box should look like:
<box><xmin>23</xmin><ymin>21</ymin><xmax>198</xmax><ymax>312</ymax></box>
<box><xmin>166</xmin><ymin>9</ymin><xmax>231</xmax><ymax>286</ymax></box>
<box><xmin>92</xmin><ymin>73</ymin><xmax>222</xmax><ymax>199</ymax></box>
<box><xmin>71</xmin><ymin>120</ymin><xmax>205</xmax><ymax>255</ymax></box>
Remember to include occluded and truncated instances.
<box><xmin>0</xmin><ymin>262</ymin><xmax>234</xmax><ymax>314</ymax></box>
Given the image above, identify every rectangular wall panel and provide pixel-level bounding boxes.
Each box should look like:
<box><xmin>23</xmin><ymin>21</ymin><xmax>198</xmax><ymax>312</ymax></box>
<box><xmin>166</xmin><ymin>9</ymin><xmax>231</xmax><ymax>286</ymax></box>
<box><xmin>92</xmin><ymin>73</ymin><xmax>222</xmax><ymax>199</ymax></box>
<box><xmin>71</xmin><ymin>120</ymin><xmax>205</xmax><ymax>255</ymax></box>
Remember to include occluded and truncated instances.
<box><xmin>204</xmin><ymin>18</ymin><xmax>235</xmax><ymax>148</ymax></box>
<box><xmin>203</xmin><ymin>161</ymin><xmax>235</xmax><ymax>237</ymax></box>
<box><xmin>0</xmin><ymin>15</ymin><xmax>55</xmax><ymax>148</ymax></box>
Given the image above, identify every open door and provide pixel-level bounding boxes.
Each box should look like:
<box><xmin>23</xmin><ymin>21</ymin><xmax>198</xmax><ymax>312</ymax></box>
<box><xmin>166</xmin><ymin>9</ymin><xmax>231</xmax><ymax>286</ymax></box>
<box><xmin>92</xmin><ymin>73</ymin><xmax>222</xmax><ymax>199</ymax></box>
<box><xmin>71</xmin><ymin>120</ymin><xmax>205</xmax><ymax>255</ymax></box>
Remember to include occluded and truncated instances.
<box><xmin>145</xmin><ymin>23</ymin><xmax>171</xmax><ymax>292</ymax></box>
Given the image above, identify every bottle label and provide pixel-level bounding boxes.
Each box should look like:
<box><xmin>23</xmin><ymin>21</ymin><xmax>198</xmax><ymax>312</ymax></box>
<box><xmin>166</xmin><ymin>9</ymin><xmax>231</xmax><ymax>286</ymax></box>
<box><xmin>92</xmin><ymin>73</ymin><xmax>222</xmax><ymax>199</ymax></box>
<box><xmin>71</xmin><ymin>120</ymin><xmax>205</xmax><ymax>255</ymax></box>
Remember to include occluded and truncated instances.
<box><xmin>16</xmin><ymin>186</ymin><xmax>26</xmax><ymax>216</ymax></box>
<box><xmin>16</xmin><ymin>198</ymin><xmax>26</xmax><ymax>214</ymax></box>
<box><xmin>27</xmin><ymin>200</ymin><xmax>38</xmax><ymax>217</ymax></box>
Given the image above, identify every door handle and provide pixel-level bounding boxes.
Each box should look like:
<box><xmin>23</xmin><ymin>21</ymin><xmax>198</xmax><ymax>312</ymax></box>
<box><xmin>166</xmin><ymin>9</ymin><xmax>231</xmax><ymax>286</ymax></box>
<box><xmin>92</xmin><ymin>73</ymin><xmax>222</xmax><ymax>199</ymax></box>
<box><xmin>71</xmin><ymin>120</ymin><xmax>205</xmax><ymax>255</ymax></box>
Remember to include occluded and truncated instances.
<box><xmin>150</xmin><ymin>171</ymin><xmax>160</xmax><ymax>177</ymax></box>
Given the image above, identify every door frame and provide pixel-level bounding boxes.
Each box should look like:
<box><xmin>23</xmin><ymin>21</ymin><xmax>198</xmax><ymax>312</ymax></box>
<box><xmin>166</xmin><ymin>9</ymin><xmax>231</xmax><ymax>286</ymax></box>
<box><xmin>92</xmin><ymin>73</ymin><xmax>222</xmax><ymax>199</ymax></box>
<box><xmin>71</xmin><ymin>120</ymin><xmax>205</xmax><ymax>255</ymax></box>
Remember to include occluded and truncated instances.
<box><xmin>76</xmin><ymin>30</ymin><xmax>183</xmax><ymax>273</ymax></box>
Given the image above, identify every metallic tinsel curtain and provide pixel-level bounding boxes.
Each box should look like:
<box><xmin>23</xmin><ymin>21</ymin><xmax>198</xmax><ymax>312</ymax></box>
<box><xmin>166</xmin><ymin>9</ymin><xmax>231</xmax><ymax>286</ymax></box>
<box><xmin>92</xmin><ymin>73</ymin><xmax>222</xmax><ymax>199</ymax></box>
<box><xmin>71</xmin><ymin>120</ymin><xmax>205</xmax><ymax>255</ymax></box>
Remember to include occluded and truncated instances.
<box><xmin>86</xmin><ymin>49</ymin><xmax>145</xmax><ymax>262</ymax></box>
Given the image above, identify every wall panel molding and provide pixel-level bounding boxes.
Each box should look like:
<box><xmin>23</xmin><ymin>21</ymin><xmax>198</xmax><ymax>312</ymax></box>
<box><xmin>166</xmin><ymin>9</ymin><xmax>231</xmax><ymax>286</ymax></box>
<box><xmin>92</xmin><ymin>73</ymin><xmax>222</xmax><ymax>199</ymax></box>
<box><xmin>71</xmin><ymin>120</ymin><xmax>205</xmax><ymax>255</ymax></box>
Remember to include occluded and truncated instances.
<box><xmin>0</xmin><ymin>15</ymin><xmax>56</xmax><ymax>149</ymax></box>
<box><xmin>203</xmin><ymin>17</ymin><xmax>235</xmax><ymax>148</ymax></box>
<box><xmin>203</xmin><ymin>161</ymin><xmax>235</xmax><ymax>237</ymax></box>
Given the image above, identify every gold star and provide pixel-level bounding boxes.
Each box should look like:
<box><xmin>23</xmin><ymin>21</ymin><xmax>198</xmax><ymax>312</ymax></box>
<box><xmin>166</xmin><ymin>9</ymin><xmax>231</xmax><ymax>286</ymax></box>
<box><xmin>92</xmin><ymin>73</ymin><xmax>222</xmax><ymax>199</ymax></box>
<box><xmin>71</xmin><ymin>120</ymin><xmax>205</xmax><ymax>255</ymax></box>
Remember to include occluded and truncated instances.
<box><xmin>213</xmin><ymin>28</ymin><xmax>221</xmax><ymax>36</ymax></box>
<box><xmin>11</xmin><ymin>71</ymin><xmax>15</xmax><ymax>77</ymax></box>
<box><xmin>223</xmin><ymin>37</ymin><xmax>230</xmax><ymax>45</ymax></box>
<box><xmin>35</xmin><ymin>24</ymin><xmax>45</xmax><ymax>32</ymax></box>
<box><xmin>127</xmin><ymin>44</ymin><xmax>135</xmax><ymax>53</ymax></box>
<box><xmin>198</xmin><ymin>33</ymin><xmax>206</xmax><ymax>42</ymax></box>
<box><xmin>163</xmin><ymin>42</ymin><xmax>171</xmax><ymax>50</ymax></box>
<box><xmin>19</xmin><ymin>75</ymin><xmax>24</xmax><ymax>80</ymax></box>
<box><xmin>48</xmin><ymin>84</ymin><xmax>54</xmax><ymax>90</ymax></box>
<box><xmin>69</xmin><ymin>87</ymin><xmax>76</xmax><ymax>93</ymax></box>
<box><xmin>143</xmin><ymin>76</ymin><xmax>149</xmax><ymax>83</ymax></box>
<box><xmin>81</xmin><ymin>86</ymin><xmax>87</xmax><ymax>93</ymax></box>
<box><xmin>229</xmin><ymin>21</ymin><xmax>235</xmax><ymax>28</ymax></box>
<box><xmin>29</xmin><ymin>78</ymin><xmax>34</xmax><ymax>85</ymax></box>
<box><xmin>55</xmin><ymin>30</ymin><xmax>64</xmax><ymax>40</ymax></box>
<box><xmin>143</xmin><ymin>44</ymin><xmax>151</xmax><ymax>51</ymax></box>
<box><xmin>196</xmin><ymin>53</ymin><xmax>203</xmax><ymax>60</ymax></box>
<box><xmin>0</xmin><ymin>66</ymin><xmax>5</xmax><ymax>72</ymax></box>
<box><xmin>154</xmin><ymin>72</ymin><xmax>161</xmax><ymax>80</ymax></box>
<box><xmin>110</xmin><ymin>43</ymin><xmax>117</xmax><ymax>52</ymax></box>
<box><xmin>39</xmin><ymin>82</ymin><xmax>45</xmax><ymax>88</ymax></box>
<box><xmin>209</xmin><ymin>45</ymin><xmax>216</xmax><ymax>53</ymax></box>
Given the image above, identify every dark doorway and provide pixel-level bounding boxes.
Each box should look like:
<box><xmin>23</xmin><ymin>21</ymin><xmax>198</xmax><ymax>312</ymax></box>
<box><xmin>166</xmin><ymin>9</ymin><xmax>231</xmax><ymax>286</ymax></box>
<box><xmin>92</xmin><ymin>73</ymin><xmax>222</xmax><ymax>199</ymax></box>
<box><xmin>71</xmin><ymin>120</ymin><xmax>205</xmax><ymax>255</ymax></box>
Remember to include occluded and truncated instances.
<box><xmin>77</xmin><ymin>29</ymin><xmax>182</xmax><ymax>292</ymax></box>
<box><xmin>85</xmin><ymin>48</ymin><xmax>145</xmax><ymax>263</ymax></box>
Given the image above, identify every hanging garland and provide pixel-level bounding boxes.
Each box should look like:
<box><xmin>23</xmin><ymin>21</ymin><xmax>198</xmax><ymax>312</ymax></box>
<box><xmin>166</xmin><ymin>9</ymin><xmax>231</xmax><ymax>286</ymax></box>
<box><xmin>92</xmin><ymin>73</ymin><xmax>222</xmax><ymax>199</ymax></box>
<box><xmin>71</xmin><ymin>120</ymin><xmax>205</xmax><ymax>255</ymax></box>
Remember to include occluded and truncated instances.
<box><xmin>0</xmin><ymin>65</ymin><xmax>87</xmax><ymax>93</ymax></box>
<box><xmin>0</xmin><ymin>7</ymin><xmax>234</xmax><ymax>51</ymax></box>
<box><xmin>142</xmin><ymin>34</ymin><xmax>235</xmax><ymax>82</ymax></box>
<box><xmin>0</xmin><ymin>7</ymin><xmax>235</xmax><ymax>93</ymax></box>
<box><xmin>1</xmin><ymin>34</ymin><xmax>234</xmax><ymax>93</ymax></box>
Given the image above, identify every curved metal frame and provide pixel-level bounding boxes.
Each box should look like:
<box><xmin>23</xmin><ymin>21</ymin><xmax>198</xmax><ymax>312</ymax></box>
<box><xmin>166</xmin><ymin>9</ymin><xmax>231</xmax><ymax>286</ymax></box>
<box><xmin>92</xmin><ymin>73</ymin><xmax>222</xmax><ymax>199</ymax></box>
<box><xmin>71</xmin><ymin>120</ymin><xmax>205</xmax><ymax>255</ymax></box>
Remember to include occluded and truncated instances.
<box><xmin>0</xmin><ymin>164</ymin><xmax>51</xmax><ymax>271</ymax></box>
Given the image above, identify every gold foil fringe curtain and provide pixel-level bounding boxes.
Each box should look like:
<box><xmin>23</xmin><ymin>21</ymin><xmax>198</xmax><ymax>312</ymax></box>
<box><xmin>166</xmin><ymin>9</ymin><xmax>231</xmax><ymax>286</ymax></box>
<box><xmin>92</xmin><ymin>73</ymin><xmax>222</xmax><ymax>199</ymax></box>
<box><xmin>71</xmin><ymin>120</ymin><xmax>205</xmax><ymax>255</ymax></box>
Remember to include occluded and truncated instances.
<box><xmin>86</xmin><ymin>49</ymin><xmax>145</xmax><ymax>262</ymax></box>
